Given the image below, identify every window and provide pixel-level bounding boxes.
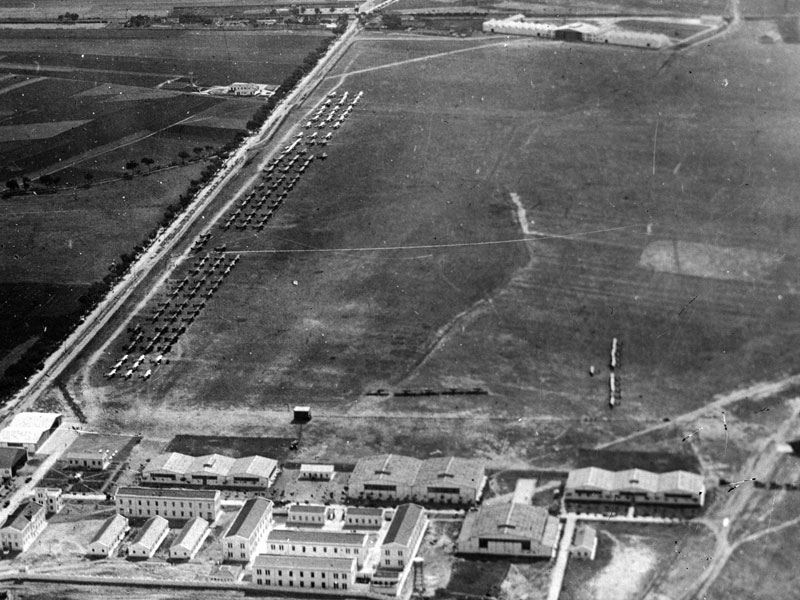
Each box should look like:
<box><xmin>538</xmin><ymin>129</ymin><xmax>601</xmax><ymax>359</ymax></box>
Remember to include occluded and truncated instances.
<box><xmin>266</xmin><ymin>569</ymin><xmax>271</xmax><ymax>576</ymax></box>
<box><xmin>385</xmin><ymin>559</ymin><xmax>391</xmax><ymax>566</ymax></box>
<box><xmin>257</xmin><ymin>569</ymin><xmax>262</xmax><ymax>575</ymax></box>
<box><xmin>398</xmin><ymin>551</ymin><xmax>403</xmax><ymax>557</ymax></box>
<box><xmin>385</xmin><ymin>550</ymin><xmax>390</xmax><ymax>556</ymax></box>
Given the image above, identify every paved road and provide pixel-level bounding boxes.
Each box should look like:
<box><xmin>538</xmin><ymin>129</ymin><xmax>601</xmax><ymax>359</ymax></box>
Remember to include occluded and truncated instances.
<box><xmin>547</xmin><ymin>514</ymin><xmax>576</xmax><ymax>600</ymax></box>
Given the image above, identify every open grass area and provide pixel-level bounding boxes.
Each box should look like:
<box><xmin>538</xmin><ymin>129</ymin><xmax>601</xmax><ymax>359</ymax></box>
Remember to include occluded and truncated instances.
<box><xmin>389</xmin><ymin>0</ymin><xmax>728</xmax><ymax>16</ymax></box>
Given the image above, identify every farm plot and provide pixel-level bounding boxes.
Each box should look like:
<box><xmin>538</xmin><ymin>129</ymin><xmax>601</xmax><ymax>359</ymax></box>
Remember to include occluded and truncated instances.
<box><xmin>0</xmin><ymin>29</ymin><xmax>334</xmax><ymax>88</ymax></box>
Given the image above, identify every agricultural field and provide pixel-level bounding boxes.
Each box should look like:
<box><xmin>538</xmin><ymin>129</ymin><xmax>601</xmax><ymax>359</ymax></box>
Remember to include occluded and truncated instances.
<box><xmin>388</xmin><ymin>0</ymin><xmax>729</xmax><ymax>16</ymax></box>
<box><xmin>0</xmin><ymin>29</ymin><xmax>334</xmax><ymax>89</ymax></box>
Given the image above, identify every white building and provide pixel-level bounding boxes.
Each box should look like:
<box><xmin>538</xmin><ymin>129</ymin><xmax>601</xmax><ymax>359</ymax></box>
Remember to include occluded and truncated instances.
<box><xmin>65</xmin><ymin>433</ymin><xmax>119</xmax><ymax>470</ymax></box>
<box><xmin>266</xmin><ymin>529</ymin><xmax>368</xmax><ymax>567</ymax></box>
<box><xmin>115</xmin><ymin>487</ymin><xmax>221</xmax><ymax>522</ymax></box>
<box><xmin>229</xmin><ymin>82</ymin><xmax>260</xmax><ymax>96</ymax></box>
<box><xmin>378</xmin><ymin>503</ymin><xmax>427</xmax><ymax>571</ymax></box>
<box><xmin>413</xmin><ymin>457</ymin><xmax>485</xmax><ymax>504</ymax></box>
<box><xmin>0</xmin><ymin>500</ymin><xmax>46</xmax><ymax>552</ymax></box>
<box><xmin>345</xmin><ymin>507</ymin><xmax>384</xmax><ymax>530</ymax></box>
<box><xmin>87</xmin><ymin>514</ymin><xmax>129</xmax><ymax>558</ymax></box>
<box><xmin>221</xmin><ymin>497</ymin><xmax>273</xmax><ymax>563</ymax></box>
<box><xmin>0</xmin><ymin>412</ymin><xmax>62</xmax><ymax>453</ymax></box>
<box><xmin>570</xmin><ymin>524</ymin><xmax>597</xmax><ymax>560</ymax></box>
<box><xmin>456</xmin><ymin>502</ymin><xmax>559</xmax><ymax>558</ymax></box>
<box><xmin>253</xmin><ymin>555</ymin><xmax>357</xmax><ymax>591</ymax></box>
<box><xmin>170</xmin><ymin>516</ymin><xmax>209</xmax><ymax>561</ymax></box>
<box><xmin>287</xmin><ymin>504</ymin><xmax>333</xmax><ymax>526</ymax></box>
<box><xmin>142</xmin><ymin>452</ymin><xmax>277</xmax><ymax>488</ymax></box>
<box><xmin>34</xmin><ymin>487</ymin><xmax>64</xmax><ymax>515</ymax></box>
<box><xmin>300</xmin><ymin>464</ymin><xmax>335</xmax><ymax>481</ymax></box>
<box><xmin>128</xmin><ymin>515</ymin><xmax>169</xmax><ymax>558</ymax></box>
<box><xmin>348</xmin><ymin>454</ymin><xmax>421</xmax><ymax>501</ymax></box>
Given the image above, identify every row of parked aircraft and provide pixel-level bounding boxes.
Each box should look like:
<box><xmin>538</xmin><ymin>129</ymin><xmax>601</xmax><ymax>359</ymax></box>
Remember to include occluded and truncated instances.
<box><xmin>106</xmin><ymin>249</ymin><xmax>241</xmax><ymax>381</ymax></box>
<box><xmin>219</xmin><ymin>89</ymin><xmax>363</xmax><ymax>232</ymax></box>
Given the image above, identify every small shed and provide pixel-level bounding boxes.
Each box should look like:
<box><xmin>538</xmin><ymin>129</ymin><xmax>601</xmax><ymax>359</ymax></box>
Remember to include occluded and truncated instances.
<box><xmin>570</xmin><ymin>524</ymin><xmax>598</xmax><ymax>560</ymax></box>
<box><xmin>300</xmin><ymin>463</ymin><xmax>334</xmax><ymax>481</ymax></box>
<box><xmin>293</xmin><ymin>406</ymin><xmax>311</xmax><ymax>422</ymax></box>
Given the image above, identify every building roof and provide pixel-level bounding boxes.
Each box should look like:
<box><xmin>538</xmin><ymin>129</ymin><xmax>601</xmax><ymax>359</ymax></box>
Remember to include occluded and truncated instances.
<box><xmin>143</xmin><ymin>452</ymin><xmax>276</xmax><ymax>481</ymax></box>
<box><xmin>300</xmin><ymin>463</ymin><xmax>335</xmax><ymax>474</ymax></box>
<box><xmin>346</xmin><ymin>507</ymin><xmax>384</xmax><ymax>517</ymax></box>
<box><xmin>415</xmin><ymin>457</ymin><xmax>485</xmax><ymax>490</ymax></box>
<box><xmin>90</xmin><ymin>514</ymin><xmax>128</xmax><ymax>547</ymax></box>
<box><xmin>254</xmin><ymin>554</ymin><xmax>356</xmax><ymax>571</ymax></box>
<box><xmin>171</xmin><ymin>517</ymin><xmax>209</xmax><ymax>551</ymax></box>
<box><xmin>229</xmin><ymin>455</ymin><xmax>277</xmax><ymax>478</ymax></box>
<box><xmin>616</xmin><ymin>468</ymin><xmax>660</xmax><ymax>492</ymax></box>
<box><xmin>5</xmin><ymin>412</ymin><xmax>61</xmax><ymax>431</ymax></box>
<box><xmin>144</xmin><ymin>452</ymin><xmax>195</xmax><ymax>476</ymax></box>
<box><xmin>225</xmin><ymin>497</ymin><xmax>272</xmax><ymax>539</ymax></box>
<box><xmin>383</xmin><ymin>503</ymin><xmax>425</xmax><ymax>546</ymax></box>
<box><xmin>566</xmin><ymin>467</ymin><xmax>616</xmax><ymax>491</ymax></box>
<box><xmin>567</xmin><ymin>467</ymin><xmax>705</xmax><ymax>495</ymax></box>
<box><xmin>657</xmin><ymin>470</ymin><xmax>705</xmax><ymax>495</ymax></box>
<box><xmin>65</xmin><ymin>433</ymin><xmax>126</xmax><ymax>458</ymax></box>
<box><xmin>1</xmin><ymin>500</ymin><xmax>44</xmax><ymax>532</ymax></box>
<box><xmin>0</xmin><ymin>412</ymin><xmax>60</xmax><ymax>446</ymax></box>
<box><xmin>131</xmin><ymin>515</ymin><xmax>169</xmax><ymax>549</ymax></box>
<box><xmin>0</xmin><ymin>447</ymin><xmax>27</xmax><ymax>470</ymax></box>
<box><xmin>289</xmin><ymin>504</ymin><xmax>327</xmax><ymax>514</ymax></box>
<box><xmin>350</xmin><ymin>454</ymin><xmax>421</xmax><ymax>487</ymax></box>
<box><xmin>116</xmin><ymin>486</ymin><xmax>219</xmax><ymax>501</ymax></box>
<box><xmin>189</xmin><ymin>454</ymin><xmax>235</xmax><ymax>478</ymax></box>
<box><xmin>462</xmin><ymin>503</ymin><xmax>551</xmax><ymax>542</ymax></box>
<box><xmin>571</xmin><ymin>524</ymin><xmax>597</xmax><ymax>551</ymax></box>
<box><xmin>267</xmin><ymin>529</ymin><xmax>366</xmax><ymax>546</ymax></box>
<box><xmin>575</xmin><ymin>449</ymin><xmax>700</xmax><ymax>474</ymax></box>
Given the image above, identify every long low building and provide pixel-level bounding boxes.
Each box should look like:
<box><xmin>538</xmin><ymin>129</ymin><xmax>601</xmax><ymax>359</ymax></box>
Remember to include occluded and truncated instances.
<box><xmin>0</xmin><ymin>412</ymin><xmax>62</xmax><ymax>453</ymax></box>
<box><xmin>253</xmin><ymin>555</ymin><xmax>357</xmax><ymax>591</ymax></box>
<box><xmin>222</xmin><ymin>497</ymin><xmax>273</xmax><ymax>563</ymax></box>
<box><xmin>128</xmin><ymin>515</ymin><xmax>169</xmax><ymax>558</ymax></box>
<box><xmin>87</xmin><ymin>514</ymin><xmax>129</xmax><ymax>558</ymax></box>
<box><xmin>348</xmin><ymin>455</ymin><xmax>485</xmax><ymax>504</ymax></box>
<box><xmin>115</xmin><ymin>487</ymin><xmax>221</xmax><ymax>522</ymax></box>
<box><xmin>170</xmin><ymin>516</ymin><xmax>209</xmax><ymax>561</ymax></box>
<box><xmin>456</xmin><ymin>502</ymin><xmax>559</xmax><ymax>558</ymax></box>
<box><xmin>564</xmin><ymin>467</ymin><xmax>706</xmax><ymax>517</ymax></box>
<box><xmin>266</xmin><ymin>529</ymin><xmax>368</xmax><ymax>567</ymax></box>
<box><xmin>142</xmin><ymin>452</ymin><xmax>277</xmax><ymax>488</ymax></box>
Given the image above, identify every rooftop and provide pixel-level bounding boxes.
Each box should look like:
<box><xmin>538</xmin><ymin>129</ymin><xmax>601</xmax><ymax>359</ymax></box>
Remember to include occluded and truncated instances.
<box><xmin>463</xmin><ymin>503</ymin><xmax>551</xmax><ymax>541</ymax></box>
<box><xmin>131</xmin><ymin>515</ymin><xmax>169</xmax><ymax>549</ymax></box>
<box><xmin>65</xmin><ymin>432</ymin><xmax>129</xmax><ymax>457</ymax></box>
<box><xmin>383</xmin><ymin>503</ymin><xmax>425</xmax><ymax>546</ymax></box>
<box><xmin>267</xmin><ymin>529</ymin><xmax>366</xmax><ymax>546</ymax></box>
<box><xmin>300</xmin><ymin>463</ymin><xmax>335</xmax><ymax>473</ymax></box>
<box><xmin>289</xmin><ymin>504</ymin><xmax>328</xmax><ymax>514</ymax></box>
<box><xmin>225</xmin><ymin>497</ymin><xmax>272</xmax><ymax>539</ymax></box>
<box><xmin>1</xmin><ymin>500</ymin><xmax>44</xmax><ymax>532</ymax></box>
<box><xmin>415</xmin><ymin>457</ymin><xmax>485</xmax><ymax>489</ymax></box>
<box><xmin>116</xmin><ymin>486</ymin><xmax>219</xmax><ymax>500</ymax></box>
<box><xmin>566</xmin><ymin>467</ymin><xmax>704</xmax><ymax>495</ymax></box>
<box><xmin>572</xmin><ymin>524</ymin><xmax>597</xmax><ymax>550</ymax></box>
<box><xmin>90</xmin><ymin>514</ymin><xmax>128</xmax><ymax>547</ymax></box>
<box><xmin>347</xmin><ymin>507</ymin><xmax>384</xmax><ymax>516</ymax></box>
<box><xmin>144</xmin><ymin>452</ymin><xmax>194</xmax><ymax>476</ymax></box>
<box><xmin>172</xmin><ymin>517</ymin><xmax>209</xmax><ymax>551</ymax></box>
<box><xmin>5</xmin><ymin>412</ymin><xmax>61</xmax><ymax>431</ymax></box>
<box><xmin>254</xmin><ymin>554</ymin><xmax>356</xmax><ymax>571</ymax></box>
<box><xmin>350</xmin><ymin>454</ymin><xmax>421</xmax><ymax>486</ymax></box>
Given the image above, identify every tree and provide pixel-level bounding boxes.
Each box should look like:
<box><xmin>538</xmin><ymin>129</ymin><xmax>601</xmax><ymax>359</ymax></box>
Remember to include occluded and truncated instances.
<box><xmin>141</xmin><ymin>157</ymin><xmax>155</xmax><ymax>172</ymax></box>
<box><xmin>84</xmin><ymin>172</ymin><xmax>94</xmax><ymax>187</ymax></box>
<box><xmin>21</xmin><ymin>176</ymin><xmax>30</xmax><ymax>190</ymax></box>
<box><xmin>124</xmin><ymin>160</ymin><xmax>139</xmax><ymax>171</ymax></box>
<box><xmin>193</xmin><ymin>146</ymin><xmax>204</xmax><ymax>158</ymax></box>
<box><xmin>177</xmin><ymin>150</ymin><xmax>190</xmax><ymax>164</ymax></box>
<box><xmin>39</xmin><ymin>174</ymin><xmax>52</xmax><ymax>187</ymax></box>
<box><xmin>382</xmin><ymin>13</ymin><xmax>402</xmax><ymax>29</ymax></box>
<box><xmin>6</xmin><ymin>179</ymin><xmax>19</xmax><ymax>192</ymax></box>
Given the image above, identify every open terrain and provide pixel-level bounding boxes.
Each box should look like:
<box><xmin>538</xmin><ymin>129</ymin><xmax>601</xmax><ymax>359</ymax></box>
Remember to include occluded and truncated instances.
<box><xmin>1</xmin><ymin>12</ymin><xmax>795</xmax><ymax>600</ymax></box>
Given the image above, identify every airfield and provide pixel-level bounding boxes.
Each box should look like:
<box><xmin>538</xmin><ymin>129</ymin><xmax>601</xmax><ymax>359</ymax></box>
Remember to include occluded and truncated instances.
<box><xmin>0</xmin><ymin>7</ymin><xmax>798</xmax><ymax>600</ymax></box>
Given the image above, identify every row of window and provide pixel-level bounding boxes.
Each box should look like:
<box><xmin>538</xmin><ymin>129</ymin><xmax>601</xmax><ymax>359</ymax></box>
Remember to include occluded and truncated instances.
<box><xmin>256</xmin><ymin>569</ymin><xmax>344</xmax><ymax>579</ymax></box>
<box><xmin>122</xmin><ymin>499</ymin><xmax>214</xmax><ymax>509</ymax></box>
<box><xmin>256</xmin><ymin>579</ymin><xmax>347</xmax><ymax>589</ymax></box>
<box><xmin>268</xmin><ymin>543</ymin><xmax>360</xmax><ymax>554</ymax></box>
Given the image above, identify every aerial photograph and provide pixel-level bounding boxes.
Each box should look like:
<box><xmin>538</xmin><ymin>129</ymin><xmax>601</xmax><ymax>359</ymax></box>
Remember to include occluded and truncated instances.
<box><xmin>0</xmin><ymin>0</ymin><xmax>797</xmax><ymax>597</ymax></box>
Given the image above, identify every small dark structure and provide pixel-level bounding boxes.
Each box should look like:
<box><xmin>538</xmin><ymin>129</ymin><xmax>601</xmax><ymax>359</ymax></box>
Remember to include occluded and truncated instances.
<box><xmin>293</xmin><ymin>406</ymin><xmax>311</xmax><ymax>422</ymax></box>
<box><xmin>0</xmin><ymin>447</ymin><xmax>27</xmax><ymax>480</ymax></box>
